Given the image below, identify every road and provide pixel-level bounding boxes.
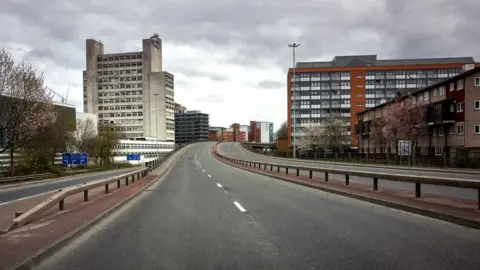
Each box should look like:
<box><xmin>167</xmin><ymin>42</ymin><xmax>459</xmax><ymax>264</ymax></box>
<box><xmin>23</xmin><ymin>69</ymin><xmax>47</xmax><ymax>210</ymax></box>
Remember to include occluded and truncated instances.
<box><xmin>38</xmin><ymin>142</ymin><xmax>480</xmax><ymax>270</ymax></box>
<box><xmin>220</xmin><ymin>143</ymin><xmax>480</xmax><ymax>201</ymax></box>
<box><xmin>0</xmin><ymin>168</ymin><xmax>138</xmax><ymax>205</ymax></box>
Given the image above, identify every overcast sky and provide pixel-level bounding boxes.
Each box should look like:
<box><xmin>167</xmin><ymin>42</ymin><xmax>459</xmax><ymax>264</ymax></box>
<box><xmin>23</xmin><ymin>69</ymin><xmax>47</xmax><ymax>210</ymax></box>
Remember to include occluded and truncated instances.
<box><xmin>1</xmin><ymin>0</ymin><xmax>479</xmax><ymax>130</ymax></box>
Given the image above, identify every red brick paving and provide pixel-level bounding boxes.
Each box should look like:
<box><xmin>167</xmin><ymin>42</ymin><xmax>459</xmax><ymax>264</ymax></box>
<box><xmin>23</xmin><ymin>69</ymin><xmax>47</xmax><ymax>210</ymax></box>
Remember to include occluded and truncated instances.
<box><xmin>0</xmin><ymin>174</ymin><xmax>158</xmax><ymax>270</ymax></box>
<box><xmin>214</xmin><ymin>153</ymin><xmax>480</xmax><ymax>224</ymax></box>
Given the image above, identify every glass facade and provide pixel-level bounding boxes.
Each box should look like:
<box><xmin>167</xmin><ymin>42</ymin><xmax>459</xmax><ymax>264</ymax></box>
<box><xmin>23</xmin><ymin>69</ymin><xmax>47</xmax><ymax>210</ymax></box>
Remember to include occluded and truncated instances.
<box><xmin>290</xmin><ymin>68</ymin><xmax>463</xmax><ymax>137</ymax></box>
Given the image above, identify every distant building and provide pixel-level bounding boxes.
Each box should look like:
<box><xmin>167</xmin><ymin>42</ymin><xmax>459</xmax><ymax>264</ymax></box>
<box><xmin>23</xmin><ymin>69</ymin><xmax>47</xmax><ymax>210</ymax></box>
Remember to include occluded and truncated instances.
<box><xmin>288</xmin><ymin>54</ymin><xmax>479</xmax><ymax>147</ymax></box>
<box><xmin>357</xmin><ymin>66</ymin><xmax>480</xmax><ymax>160</ymax></box>
<box><xmin>175</xmin><ymin>110</ymin><xmax>209</xmax><ymax>143</ymax></box>
<box><xmin>249</xmin><ymin>121</ymin><xmax>274</xmax><ymax>143</ymax></box>
<box><xmin>174</xmin><ymin>103</ymin><xmax>187</xmax><ymax>113</ymax></box>
<box><xmin>112</xmin><ymin>137</ymin><xmax>174</xmax><ymax>164</ymax></box>
<box><xmin>84</xmin><ymin>34</ymin><xmax>175</xmax><ymax>141</ymax></box>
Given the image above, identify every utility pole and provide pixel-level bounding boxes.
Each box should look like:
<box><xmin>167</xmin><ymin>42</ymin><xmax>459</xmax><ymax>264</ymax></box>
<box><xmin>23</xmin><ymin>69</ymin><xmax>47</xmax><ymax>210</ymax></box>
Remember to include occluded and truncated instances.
<box><xmin>288</xmin><ymin>43</ymin><xmax>301</xmax><ymax>159</ymax></box>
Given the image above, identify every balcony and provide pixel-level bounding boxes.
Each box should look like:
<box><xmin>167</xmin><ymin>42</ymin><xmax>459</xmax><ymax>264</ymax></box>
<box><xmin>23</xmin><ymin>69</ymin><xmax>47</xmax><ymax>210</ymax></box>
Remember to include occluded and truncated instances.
<box><xmin>426</xmin><ymin>99</ymin><xmax>455</xmax><ymax>126</ymax></box>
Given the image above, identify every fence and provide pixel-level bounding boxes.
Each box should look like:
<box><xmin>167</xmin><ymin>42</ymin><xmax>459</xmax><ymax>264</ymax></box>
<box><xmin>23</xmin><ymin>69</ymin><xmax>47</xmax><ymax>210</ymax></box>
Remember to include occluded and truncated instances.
<box><xmin>242</xmin><ymin>143</ymin><xmax>480</xmax><ymax>168</ymax></box>
<box><xmin>214</xmin><ymin>145</ymin><xmax>480</xmax><ymax>209</ymax></box>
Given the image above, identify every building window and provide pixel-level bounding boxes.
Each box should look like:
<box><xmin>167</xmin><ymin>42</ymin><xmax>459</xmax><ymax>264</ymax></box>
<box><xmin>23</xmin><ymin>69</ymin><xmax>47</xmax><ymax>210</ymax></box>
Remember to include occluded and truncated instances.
<box><xmin>457</xmin><ymin>102</ymin><xmax>464</xmax><ymax>112</ymax></box>
<box><xmin>439</xmin><ymin>127</ymin><xmax>444</xmax><ymax>136</ymax></box>
<box><xmin>475</xmin><ymin>77</ymin><xmax>480</xmax><ymax>87</ymax></box>
<box><xmin>475</xmin><ymin>100</ymin><xmax>480</xmax><ymax>110</ymax></box>
<box><xmin>439</xmin><ymin>86</ymin><xmax>445</xmax><ymax>96</ymax></box>
<box><xmin>475</xmin><ymin>125</ymin><xmax>480</xmax><ymax>135</ymax></box>
<box><xmin>449</xmin><ymin>82</ymin><xmax>455</xmax><ymax>91</ymax></box>
<box><xmin>457</xmin><ymin>79</ymin><xmax>464</xmax><ymax>90</ymax></box>
<box><xmin>424</xmin><ymin>92</ymin><xmax>428</xmax><ymax>100</ymax></box>
<box><xmin>457</xmin><ymin>124</ymin><xmax>464</xmax><ymax>135</ymax></box>
<box><xmin>449</xmin><ymin>126</ymin><xmax>454</xmax><ymax>135</ymax></box>
<box><xmin>432</xmin><ymin>88</ymin><xmax>438</xmax><ymax>96</ymax></box>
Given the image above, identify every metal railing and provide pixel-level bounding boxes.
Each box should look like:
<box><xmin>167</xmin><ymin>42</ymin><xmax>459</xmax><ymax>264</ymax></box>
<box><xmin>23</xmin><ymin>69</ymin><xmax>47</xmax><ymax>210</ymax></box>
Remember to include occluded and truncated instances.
<box><xmin>213</xmin><ymin>147</ymin><xmax>480</xmax><ymax>209</ymax></box>
<box><xmin>4</xmin><ymin>168</ymin><xmax>149</xmax><ymax>232</ymax></box>
<box><xmin>0</xmin><ymin>173</ymin><xmax>52</xmax><ymax>185</ymax></box>
<box><xmin>2</xmin><ymin>144</ymin><xmax>186</xmax><ymax>233</ymax></box>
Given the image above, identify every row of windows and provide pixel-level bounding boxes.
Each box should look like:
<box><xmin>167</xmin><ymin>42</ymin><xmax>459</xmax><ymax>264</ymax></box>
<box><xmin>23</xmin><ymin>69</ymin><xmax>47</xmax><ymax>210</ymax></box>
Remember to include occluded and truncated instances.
<box><xmin>97</xmin><ymin>55</ymin><xmax>142</xmax><ymax>62</ymax></box>
<box><xmin>365</xmin><ymin>68</ymin><xmax>461</xmax><ymax>77</ymax></box>
<box><xmin>98</xmin><ymin>112</ymin><xmax>144</xmax><ymax>118</ymax></box>
<box><xmin>98</xmin><ymin>83</ymin><xmax>142</xmax><ymax>90</ymax></box>
<box><xmin>98</xmin><ymin>76</ymin><xmax>143</xmax><ymax>83</ymax></box>
<box><xmin>97</xmin><ymin>69</ymin><xmax>143</xmax><ymax>77</ymax></box>
<box><xmin>98</xmin><ymin>98</ymin><xmax>143</xmax><ymax>104</ymax></box>
<box><xmin>98</xmin><ymin>90</ymin><xmax>142</xmax><ymax>97</ymax></box>
<box><xmin>294</xmin><ymin>69</ymin><xmax>461</xmax><ymax>79</ymax></box>
<box><xmin>435</xmin><ymin>124</ymin><xmax>480</xmax><ymax>136</ymax></box>
<box><xmin>99</xmin><ymin>105</ymin><xmax>143</xmax><ymax>111</ymax></box>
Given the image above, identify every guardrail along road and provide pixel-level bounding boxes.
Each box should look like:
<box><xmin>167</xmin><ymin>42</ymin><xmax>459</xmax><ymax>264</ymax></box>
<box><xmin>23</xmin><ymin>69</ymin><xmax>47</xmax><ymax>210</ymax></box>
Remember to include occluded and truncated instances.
<box><xmin>37</xmin><ymin>142</ymin><xmax>480</xmax><ymax>270</ymax></box>
<box><xmin>220</xmin><ymin>142</ymin><xmax>480</xmax><ymax>201</ymax></box>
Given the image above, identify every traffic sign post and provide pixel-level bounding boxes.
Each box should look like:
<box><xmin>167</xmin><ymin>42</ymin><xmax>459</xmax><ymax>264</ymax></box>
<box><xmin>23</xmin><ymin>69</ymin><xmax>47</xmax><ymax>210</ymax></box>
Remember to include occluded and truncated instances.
<box><xmin>127</xmin><ymin>154</ymin><xmax>141</xmax><ymax>165</ymax></box>
<box><xmin>62</xmin><ymin>153</ymin><xmax>88</xmax><ymax>166</ymax></box>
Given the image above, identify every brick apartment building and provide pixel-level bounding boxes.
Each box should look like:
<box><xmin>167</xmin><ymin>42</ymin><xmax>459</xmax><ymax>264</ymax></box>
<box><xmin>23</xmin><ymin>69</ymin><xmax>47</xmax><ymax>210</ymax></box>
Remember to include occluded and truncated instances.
<box><xmin>357</xmin><ymin>66</ymin><xmax>480</xmax><ymax>158</ymax></box>
<box><xmin>288</xmin><ymin>55</ymin><xmax>477</xmax><ymax>147</ymax></box>
<box><xmin>248</xmin><ymin>121</ymin><xmax>274</xmax><ymax>143</ymax></box>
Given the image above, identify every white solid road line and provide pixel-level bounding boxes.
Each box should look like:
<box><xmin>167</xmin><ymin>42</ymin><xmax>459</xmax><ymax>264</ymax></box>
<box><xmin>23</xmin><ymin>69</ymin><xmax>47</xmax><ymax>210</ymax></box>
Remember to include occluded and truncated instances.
<box><xmin>202</xmin><ymin>169</ymin><xmax>205</xmax><ymax>172</ymax></box>
<box><xmin>233</xmin><ymin>201</ymin><xmax>247</xmax><ymax>212</ymax></box>
<box><xmin>208</xmin><ymin>174</ymin><xmax>211</xmax><ymax>177</ymax></box>
<box><xmin>0</xmin><ymin>190</ymin><xmax>54</xmax><ymax>206</ymax></box>
<box><xmin>217</xmin><ymin>183</ymin><xmax>223</xmax><ymax>188</ymax></box>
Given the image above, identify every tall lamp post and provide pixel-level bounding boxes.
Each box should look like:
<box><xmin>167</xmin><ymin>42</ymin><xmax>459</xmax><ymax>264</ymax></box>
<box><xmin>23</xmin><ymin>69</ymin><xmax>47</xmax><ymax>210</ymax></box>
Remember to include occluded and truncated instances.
<box><xmin>288</xmin><ymin>43</ymin><xmax>300</xmax><ymax>159</ymax></box>
<box><xmin>153</xmin><ymin>93</ymin><xmax>160</xmax><ymax>160</ymax></box>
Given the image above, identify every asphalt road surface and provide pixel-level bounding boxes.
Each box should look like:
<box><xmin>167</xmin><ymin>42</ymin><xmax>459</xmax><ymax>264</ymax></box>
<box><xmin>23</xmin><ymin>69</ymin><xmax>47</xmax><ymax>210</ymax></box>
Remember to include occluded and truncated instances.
<box><xmin>0</xmin><ymin>168</ymin><xmax>138</xmax><ymax>205</ymax></box>
<box><xmin>38</xmin><ymin>142</ymin><xmax>480</xmax><ymax>270</ymax></box>
<box><xmin>219</xmin><ymin>142</ymin><xmax>480</xmax><ymax>201</ymax></box>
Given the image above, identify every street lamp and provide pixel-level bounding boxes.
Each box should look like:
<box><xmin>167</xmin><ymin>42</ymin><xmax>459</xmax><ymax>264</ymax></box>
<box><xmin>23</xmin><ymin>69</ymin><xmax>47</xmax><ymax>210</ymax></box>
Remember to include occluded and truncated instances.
<box><xmin>153</xmin><ymin>93</ymin><xmax>160</xmax><ymax>160</ymax></box>
<box><xmin>288</xmin><ymin>43</ymin><xmax>301</xmax><ymax>159</ymax></box>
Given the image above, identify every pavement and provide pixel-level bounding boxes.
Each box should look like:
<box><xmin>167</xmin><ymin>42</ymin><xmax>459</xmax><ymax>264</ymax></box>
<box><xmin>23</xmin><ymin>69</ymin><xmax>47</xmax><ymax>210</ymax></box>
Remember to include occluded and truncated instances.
<box><xmin>34</xmin><ymin>142</ymin><xmax>480</xmax><ymax>270</ymax></box>
<box><xmin>0</xmin><ymin>167</ymin><xmax>138</xmax><ymax>205</ymax></box>
<box><xmin>222</xmin><ymin>142</ymin><xmax>480</xmax><ymax>201</ymax></box>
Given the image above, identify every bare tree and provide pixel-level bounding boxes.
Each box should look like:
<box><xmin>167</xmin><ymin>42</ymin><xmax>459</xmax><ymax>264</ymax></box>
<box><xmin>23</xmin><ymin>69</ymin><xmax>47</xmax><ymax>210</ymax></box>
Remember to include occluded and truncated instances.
<box><xmin>73</xmin><ymin>118</ymin><xmax>97</xmax><ymax>153</ymax></box>
<box><xmin>296</xmin><ymin>124</ymin><xmax>323</xmax><ymax>152</ymax></box>
<box><xmin>371</xmin><ymin>116</ymin><xmax>388</xmax><ymax>152</ymax></box>
<box><xmin>91</xmin><ymin>123</ymin><xmax>118</xmax><ymax>166</ymax></box>
<box><xmin>276</xmin><ymin>121</ymin><xmax>288</xmax><ymax>139</ymax></box>
<box><xmin>0</xmin><ymin>48</ymin><xmax>15</xmax><ymax>96</ymax></box>
<box><xmin>383</xmin><ymin>98</ymin><xmax>428</xmax><ymax>165</ymax></box>
<box><xmin>296</xmin><ymin>116</ymin><xmax>351</xmax><ymax>152</ymax></box>
<box><xmin>0</xmin><ymin>50</ymin><xmax>55</xmax><ymax>175</ymax></box>
<box><xmin>320</xmin><ymin>116</ymin><xmax>351</xmax><ymax>150</ymax></box>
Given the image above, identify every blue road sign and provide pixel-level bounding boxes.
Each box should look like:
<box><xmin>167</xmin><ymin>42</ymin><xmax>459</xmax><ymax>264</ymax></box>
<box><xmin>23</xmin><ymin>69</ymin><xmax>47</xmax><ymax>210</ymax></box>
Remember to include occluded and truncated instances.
<box><xmin>62</xmin><ymin>153</ymin><xmax>88</xmax><ymax>165</ymax></box>
<box><xmin>127</xmin><ymin>154</ymin><xmax>141</xmax><ymax>161</ymax></box>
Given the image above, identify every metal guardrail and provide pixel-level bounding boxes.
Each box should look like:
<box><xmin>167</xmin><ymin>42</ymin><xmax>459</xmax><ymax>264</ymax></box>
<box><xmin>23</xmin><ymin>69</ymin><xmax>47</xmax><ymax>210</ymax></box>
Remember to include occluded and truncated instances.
<box><xmin>2</xmin><ymin>145</ymin><xmax>186</xmax><ymax>233</ymax></box>
<box><xmin>5</xmin><ymin>168</ymin><xmax>149</xmax><ymax>232</ymax></box>
<box><xmin>0</xmin><ymin>173</ymin><xmax>52</xmax><ymax>185</ymax></box>
<box><xmin>213</xmin><ymin>146</ymin><xmax>480</xmax><ymax>209</ymax></box>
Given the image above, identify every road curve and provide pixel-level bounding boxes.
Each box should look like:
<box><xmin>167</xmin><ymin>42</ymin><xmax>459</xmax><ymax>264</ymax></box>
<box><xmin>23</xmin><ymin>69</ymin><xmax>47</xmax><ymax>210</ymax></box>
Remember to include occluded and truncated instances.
<box><xmin>37</xmin><ymin>142</ymin><xmax>480</xmax><ymax>270</ymax></box>
<box><xmin>219</xmin><ymin>142</ymin><xmax>480</xmax><ymax>201</ymax></box>
<box><xmin>0</xmin><ymin>168</ymin><xmax>139</xmax><ymax>205</ymax></box>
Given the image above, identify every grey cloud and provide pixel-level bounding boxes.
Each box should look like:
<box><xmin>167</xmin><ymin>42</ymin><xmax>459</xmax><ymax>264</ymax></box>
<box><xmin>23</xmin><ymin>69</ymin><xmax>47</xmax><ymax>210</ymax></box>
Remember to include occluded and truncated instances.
<box><xmin>196</xmin><ymin>94</ymin><xmax>223</xmax><ymax>103</ymax></box>
<box><xmin>173</xmin><ymin>65</ymin><xmax>229</xmax><ymax>82</ymax></box>
<box><xmin>1</xmin><ymin>0</ymin><xmax>480</xmax><ymax>74</ymax></box>
<box><xmin>256</xmin><ymin>80</ymin><xmax>284</xmax><ymax>89</ymax></box>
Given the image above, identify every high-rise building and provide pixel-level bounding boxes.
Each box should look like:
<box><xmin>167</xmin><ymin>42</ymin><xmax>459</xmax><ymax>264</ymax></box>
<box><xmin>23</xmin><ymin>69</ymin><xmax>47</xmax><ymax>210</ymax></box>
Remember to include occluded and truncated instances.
<box><xmin>287</xmin><ymin>55</ymin><xmax>477</xmax><ymax>147</ymax></box>
<box><xmin>175</xmin><ymin>110</ymin><xmax>209</xmax><ymax>143</ymax></box>
<box><xmin>84</xmin><ymin>34</ymin><xmax>175</xmax><ymax>141</ymax></box>
<box><xmin>249</xmin><ymin>121</ymin><xmax>274</xmax><ymax>143</ymax></box>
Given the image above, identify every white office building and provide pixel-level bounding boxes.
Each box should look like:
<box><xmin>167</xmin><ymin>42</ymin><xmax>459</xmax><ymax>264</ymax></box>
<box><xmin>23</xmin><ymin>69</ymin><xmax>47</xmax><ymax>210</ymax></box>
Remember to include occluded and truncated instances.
<box><xmin>83</xmin><ymin>34</ymin><xmax>175</xmax><ymax>142</ymax></box>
